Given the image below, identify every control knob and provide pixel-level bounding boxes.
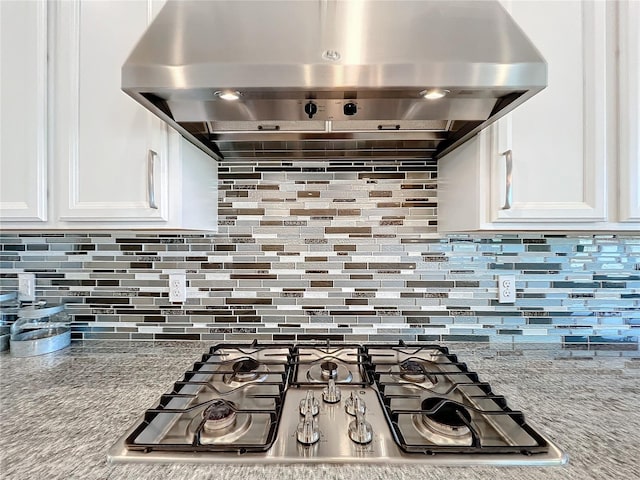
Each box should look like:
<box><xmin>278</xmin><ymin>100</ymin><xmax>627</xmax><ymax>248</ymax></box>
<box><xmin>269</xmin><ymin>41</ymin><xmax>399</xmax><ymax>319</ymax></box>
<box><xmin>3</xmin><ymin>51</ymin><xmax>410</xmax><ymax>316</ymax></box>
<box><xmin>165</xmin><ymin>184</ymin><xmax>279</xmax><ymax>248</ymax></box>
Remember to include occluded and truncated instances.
<box><xmin>296</xmin><ymin>410</ymin><xmax>320</xmax><ymax>445</ymax></box>
<box><xmin>348</xmin><ymin>410</ymin><xmax>373</xmax><ymax>445</ymax></box>
<box><xmin>304</xmin><ymin>101</ymin><xmax>318</xmax><ymax>119</ymax></box>
<box><xmin>299</xmin><ymin>390</ymin><xmax>319</xmax><ymax>416</ymax></box>
<box><xmin>345</xmin><ymin>392</ymin><xmax>366</xmax><ymax>416</ymax></box>
<box><xmin>322</xmin><ymin>378</ymin><xmax>341</xmax><ymax>404</ymax></box>
<box><xmin>343</xmin><ymin>102</ymin><xmax>357</xmax><ymax>116</ymax></box>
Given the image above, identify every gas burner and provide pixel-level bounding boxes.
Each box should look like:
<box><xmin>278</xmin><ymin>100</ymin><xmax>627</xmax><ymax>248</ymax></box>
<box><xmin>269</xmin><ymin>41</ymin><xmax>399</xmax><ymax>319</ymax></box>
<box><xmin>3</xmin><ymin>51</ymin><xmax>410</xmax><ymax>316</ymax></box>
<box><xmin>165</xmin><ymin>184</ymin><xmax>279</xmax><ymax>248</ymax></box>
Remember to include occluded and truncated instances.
<box><xmin>412</xmin><ymin>398</ymin><xmax>473</xmax><ymax>446</ymax></box>
<box><xmin>232</xmin><ymin>358</ymin><xmax>260</xmax><ymax>380</ymax></box>
<box><xmin>320</xmin><ymin>361</ymin><xmax>338</xmax><ymax>379</ymax></box>
<box><xmin>400</xmin><ymin>360</ymin><xmax>427</xmax><ymax>382</ymax></box>
<box><xmin>306</xmin><ymin>359</ymin><xmax>353</xmax><ymax>383</ymax></box>
<box><xmin>203</xmin><ymin>400</ymin><xmax>237</xmax><ymax>432</ymax></box>
<box><xmin>222</xmin><ymin>358</ymin><xmax>268</xmax><ymax>385</ymax></box>
<box><xmin>192</xmin><ymin>400</ymin><xmax>253</xmax><ymax>444</ymax></box>
<box><xmin>391</xmin><ymin>359</ymin><xmax>437</xmax><ymax>388</ymax></box>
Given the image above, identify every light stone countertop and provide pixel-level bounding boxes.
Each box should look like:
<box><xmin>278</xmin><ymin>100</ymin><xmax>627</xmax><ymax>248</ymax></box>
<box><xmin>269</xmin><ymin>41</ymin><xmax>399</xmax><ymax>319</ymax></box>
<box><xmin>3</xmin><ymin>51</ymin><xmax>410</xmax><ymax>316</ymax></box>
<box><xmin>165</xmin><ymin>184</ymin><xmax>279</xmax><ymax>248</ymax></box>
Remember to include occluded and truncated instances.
<box><xmin>1</xmin><ymin>341</ymin><xmax>639</xmax><ymax>480</ymax></box>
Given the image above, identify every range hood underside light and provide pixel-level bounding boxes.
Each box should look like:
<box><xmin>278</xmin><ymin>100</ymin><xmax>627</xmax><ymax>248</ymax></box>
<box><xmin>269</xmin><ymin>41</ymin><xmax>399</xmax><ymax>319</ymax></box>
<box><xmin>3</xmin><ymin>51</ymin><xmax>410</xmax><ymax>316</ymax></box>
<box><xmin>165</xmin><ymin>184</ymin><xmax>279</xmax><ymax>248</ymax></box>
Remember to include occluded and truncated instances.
<box><xmin>420</xmin><ymin>89</ymin><xmax>450</xmax><ymax>100</ymax></box>
<box><xmin>214</xmin><ymin>90</ymin><xmax>242</xmax><ymax>101</ymax></box>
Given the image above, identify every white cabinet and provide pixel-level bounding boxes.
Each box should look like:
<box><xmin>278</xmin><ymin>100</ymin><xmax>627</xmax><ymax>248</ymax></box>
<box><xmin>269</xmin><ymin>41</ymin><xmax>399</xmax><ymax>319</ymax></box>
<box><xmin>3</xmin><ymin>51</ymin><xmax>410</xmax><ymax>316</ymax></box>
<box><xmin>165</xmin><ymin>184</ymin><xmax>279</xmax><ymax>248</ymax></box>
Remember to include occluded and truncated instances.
<box><xmin>439</xmin><ymin>0</ymin><xmax>623</xmax><ymax>231</ymax></box>
<box><xmin>55</xmin><ymin>0</ymin><xmax>170</xmax><ymax>223</ymax></box>
<box><xmin>0</xmin><ymin>0</ymin><xmax>218</xmax><ymax>231</ymax></box>
<box><xmin>52</xmin><ymin>0</ymin><xmax>217</xmax><ymax>230</ymax></box>
<box><xmin>0</xmin><ymin>0</ymin><xmax>48</xmax><ymax>222</ymax></box>
<box><xmin>493</xmin><ymin>0</ymin><xmax>608</xmax><ymax>224</ymax></box>
<box><xmin>618</xmin><ymin>0</ymin><xmax>640</xmax><ymax>223</ymax></box>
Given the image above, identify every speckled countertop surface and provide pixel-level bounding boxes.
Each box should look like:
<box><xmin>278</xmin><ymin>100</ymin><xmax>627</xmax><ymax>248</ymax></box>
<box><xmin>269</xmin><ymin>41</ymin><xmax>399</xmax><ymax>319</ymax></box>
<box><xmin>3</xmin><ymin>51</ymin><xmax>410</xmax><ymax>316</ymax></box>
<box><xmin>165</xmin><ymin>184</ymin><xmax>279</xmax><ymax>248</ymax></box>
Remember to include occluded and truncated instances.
<box><xmin>1</xmin><ymin>341</ymin><xmax>639</xmax><ymax>480</ymax></box>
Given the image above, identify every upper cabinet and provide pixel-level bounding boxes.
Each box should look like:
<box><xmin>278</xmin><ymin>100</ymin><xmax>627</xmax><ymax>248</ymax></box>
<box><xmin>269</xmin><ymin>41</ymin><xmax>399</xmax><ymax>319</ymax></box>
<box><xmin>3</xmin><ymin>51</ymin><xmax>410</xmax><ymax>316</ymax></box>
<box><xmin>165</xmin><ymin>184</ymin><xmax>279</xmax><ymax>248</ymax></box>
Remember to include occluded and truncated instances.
<box><xmin>439</xmin><ymin>0</ymin><xmax>637</xmax><ymax>232</ymax></box>
<box><xmin>618</xmin><ymin>0</ymin><xmax>640</xmax><ymax>223</ymax></box>
<box><xmin>54</xmin><ymin>0</ymin><xmax>170</xmax><ymax>223</ymax></box>
<box><xmin>0</xmin><ymin>0</ymin><xmax>218</xmax><ymax>231</ymax></box>
<box><xmin>493</xmin><ymin>0</ymin><xmax>608</xmax><ymax>224</ymax></box>
<box><xmin>0</xmin><ymin>0</ymin><xmax>48</xmax><ymax>222</ymax></box>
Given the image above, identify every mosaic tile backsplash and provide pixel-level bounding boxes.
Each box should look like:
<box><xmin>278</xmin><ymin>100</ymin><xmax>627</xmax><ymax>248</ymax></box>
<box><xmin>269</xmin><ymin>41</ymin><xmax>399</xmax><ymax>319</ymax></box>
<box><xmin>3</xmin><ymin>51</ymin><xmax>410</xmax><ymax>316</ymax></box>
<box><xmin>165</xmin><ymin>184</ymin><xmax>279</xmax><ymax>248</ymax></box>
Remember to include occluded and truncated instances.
<box><xmin>1</xmin><ymin>159</ymin><xmax>639</xmax><ymax>347</ymax></box>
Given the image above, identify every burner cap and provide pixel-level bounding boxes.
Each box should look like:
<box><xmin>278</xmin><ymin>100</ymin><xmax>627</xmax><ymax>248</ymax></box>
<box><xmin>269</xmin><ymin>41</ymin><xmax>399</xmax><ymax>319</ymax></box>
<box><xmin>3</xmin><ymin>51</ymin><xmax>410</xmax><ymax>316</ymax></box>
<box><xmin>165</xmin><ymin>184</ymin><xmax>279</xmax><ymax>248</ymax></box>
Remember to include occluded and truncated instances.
<box><xmin>203</xmin><ymin>400</ymin><xmax>237</xmax><ymax>432</ymax></box>
<box><xmin>222</xmin><ymin>358</ymin><xmax>268</xmax><ymax>386</ymax></box>
<box><xmin>305</xmin><ymin>360</ymin><xmax>353</xmax><ymax>383</ymax></box>
<box><xmin>421</xmin><ymin>397</ymin><xmax>471</xmax><ymax>428</ymax></box>
<box><xmin>233</xmin><ymin>358</ymin><xmax>260</xmax><ymax>374</ymax></box>
<box><xmin>400</xmin><ymin>360</ymin><xmax>428</xmax><ymax>382</ymax></box>
<box><xmin>205</xmin><ymin>400</ymin><xmax>234</xmax><ymax>421</ymax></box>
<box><xmin>229</xmin><ymin>358</ymin><xmax>262</xmax><ymax>382</ymax></box>
<box><xmin>320</xmin><ymin>361</ymin><xmax>338</xmax><ymax>379</ymax></box>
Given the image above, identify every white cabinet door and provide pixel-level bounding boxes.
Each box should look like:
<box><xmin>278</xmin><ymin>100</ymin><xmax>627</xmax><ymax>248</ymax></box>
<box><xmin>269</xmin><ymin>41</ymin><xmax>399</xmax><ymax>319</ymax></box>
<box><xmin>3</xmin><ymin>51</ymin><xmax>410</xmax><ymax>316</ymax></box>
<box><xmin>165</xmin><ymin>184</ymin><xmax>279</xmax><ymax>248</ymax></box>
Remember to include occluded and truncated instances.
<box><xmin>618</xmin><ymin>0</ymin><xmax>640</xmax><ymax>223</ymax></box>
<box><xmin>489</xmin><ymin>0</ymin><xmax>608</xmax><ymax>224</ymax></box>
<box><xmin>54</xmin><ymin>0</ymin><xmax>169</xmax><ymax>222</ymax></box>
<box><xmin>0</xmin><ymin>0</ymin><xmax>48</xmax><ymax>222</ymax></box>
<box><xmin>439</xmin><ymin>0</ymin><xmax>612</xmax><ymax>232</ymax></box>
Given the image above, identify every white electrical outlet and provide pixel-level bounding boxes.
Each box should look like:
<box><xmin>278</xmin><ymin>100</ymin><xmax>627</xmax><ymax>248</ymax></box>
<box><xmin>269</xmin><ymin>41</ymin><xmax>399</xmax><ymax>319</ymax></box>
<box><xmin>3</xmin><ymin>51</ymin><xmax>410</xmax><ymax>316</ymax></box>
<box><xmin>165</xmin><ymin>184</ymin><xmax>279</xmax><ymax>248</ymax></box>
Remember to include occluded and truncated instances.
<box><xmin>18</xmin><ymin>273</ymin><xmax>36</xmax><ymax>301</ymax></box>
<box><xmin>498</xmin><ymin>275</ymin><xmax>516</xmax><ymax>303</ymax></box>
<box><xmin>169</xmin><ymin>273</ymin><xmax>187</xmax><ymax>302</ymax></box>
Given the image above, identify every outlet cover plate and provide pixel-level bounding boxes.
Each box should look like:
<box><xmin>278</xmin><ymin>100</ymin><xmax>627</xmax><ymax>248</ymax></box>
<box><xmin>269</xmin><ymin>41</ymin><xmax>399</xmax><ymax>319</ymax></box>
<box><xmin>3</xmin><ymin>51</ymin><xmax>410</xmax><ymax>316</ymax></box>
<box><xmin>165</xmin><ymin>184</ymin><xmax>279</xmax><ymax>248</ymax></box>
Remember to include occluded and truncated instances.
<box><xmin>498</xmin><ymin>275</ymin><xmax>516</xmax><ymax>303</ymax></box>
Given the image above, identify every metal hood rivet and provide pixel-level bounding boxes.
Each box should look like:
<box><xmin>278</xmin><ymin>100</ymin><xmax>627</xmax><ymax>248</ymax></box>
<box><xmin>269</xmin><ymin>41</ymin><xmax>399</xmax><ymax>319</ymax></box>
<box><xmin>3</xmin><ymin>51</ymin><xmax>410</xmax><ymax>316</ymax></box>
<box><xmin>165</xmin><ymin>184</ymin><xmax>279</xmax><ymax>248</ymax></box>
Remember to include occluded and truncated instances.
<box><xmin>322</xmin><ymin>50</ymin><xmax>341</xmax><ymax>61</ymax></box>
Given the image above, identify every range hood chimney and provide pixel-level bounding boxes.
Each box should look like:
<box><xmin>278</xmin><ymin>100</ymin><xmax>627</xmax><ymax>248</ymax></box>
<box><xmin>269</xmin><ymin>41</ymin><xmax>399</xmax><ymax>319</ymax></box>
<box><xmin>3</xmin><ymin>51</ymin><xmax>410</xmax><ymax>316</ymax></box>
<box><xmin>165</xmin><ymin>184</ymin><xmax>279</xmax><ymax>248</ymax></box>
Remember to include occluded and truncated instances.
<box><xmin>123</xmin><ymin>0</ymin><xmax>546</xmax><ymax>161</ymax></box>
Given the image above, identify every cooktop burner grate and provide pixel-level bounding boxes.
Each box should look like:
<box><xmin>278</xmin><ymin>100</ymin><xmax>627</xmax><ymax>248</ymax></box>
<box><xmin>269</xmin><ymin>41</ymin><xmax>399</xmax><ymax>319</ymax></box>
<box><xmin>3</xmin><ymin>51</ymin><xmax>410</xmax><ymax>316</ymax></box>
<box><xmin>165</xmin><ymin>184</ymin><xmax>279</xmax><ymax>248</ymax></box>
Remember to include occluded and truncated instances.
<box><xmin>125</xmin><ymin>341</ymin><xmax>293</xmax><ymax>453</ymax></box>
<box><xmin>290</xmin><ymin>343</ymin><xmax>371</xmax><ymax>387</ymax></box>
<box><xmin>365</xmin><ymin>343</ymin><xmax>551</xmax><ymax>455</ymax></box>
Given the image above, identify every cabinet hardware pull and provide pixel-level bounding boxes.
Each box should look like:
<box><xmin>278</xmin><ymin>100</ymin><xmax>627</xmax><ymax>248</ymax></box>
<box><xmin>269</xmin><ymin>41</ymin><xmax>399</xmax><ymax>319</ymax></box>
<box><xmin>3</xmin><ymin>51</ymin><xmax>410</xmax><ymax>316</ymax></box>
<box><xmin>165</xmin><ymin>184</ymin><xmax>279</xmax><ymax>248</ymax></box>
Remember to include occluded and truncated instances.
<box><xmin>147</xmin><ymin>150</ymin><xmax>158</xmax><ymax>209</ymax></box>
<box><xmin>501</xmin><ymin>150</ymin><xmax>513</xmax><ymax>210</ymax></box>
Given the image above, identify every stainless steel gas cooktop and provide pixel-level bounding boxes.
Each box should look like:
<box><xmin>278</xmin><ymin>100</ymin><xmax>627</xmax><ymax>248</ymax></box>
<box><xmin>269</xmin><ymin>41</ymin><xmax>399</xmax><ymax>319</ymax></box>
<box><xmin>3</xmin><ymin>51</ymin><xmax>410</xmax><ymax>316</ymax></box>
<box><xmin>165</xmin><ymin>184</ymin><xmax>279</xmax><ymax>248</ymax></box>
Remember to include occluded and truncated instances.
<box><xmin>108</xmin><ymin>342</ymin><xmax>567</xmax><ymax>465</ymax></box>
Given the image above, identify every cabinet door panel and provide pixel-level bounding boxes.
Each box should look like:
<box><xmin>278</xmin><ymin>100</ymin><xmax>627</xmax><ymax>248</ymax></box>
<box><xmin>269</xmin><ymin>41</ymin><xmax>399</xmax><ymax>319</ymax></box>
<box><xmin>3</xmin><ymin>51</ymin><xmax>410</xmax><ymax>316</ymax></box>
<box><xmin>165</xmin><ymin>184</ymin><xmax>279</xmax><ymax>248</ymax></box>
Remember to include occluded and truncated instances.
<box><xmin>618</xmin><ymin>0</ymin><xmax>640</xmax><ymax>223</ymax></box>
<box><xmin>55</xmin><ymin>0</ymin><xmax>168</xmax><ymax>221</ymax></box>
<box><xmin>491</xmin><ymin>0</ymin><xmax>607</xmax><ymax>223</ymax></box>
<box><xmin>0</xmin><ymin>0</ymin><xmax>47</xmax><ymax>221</ymax></box>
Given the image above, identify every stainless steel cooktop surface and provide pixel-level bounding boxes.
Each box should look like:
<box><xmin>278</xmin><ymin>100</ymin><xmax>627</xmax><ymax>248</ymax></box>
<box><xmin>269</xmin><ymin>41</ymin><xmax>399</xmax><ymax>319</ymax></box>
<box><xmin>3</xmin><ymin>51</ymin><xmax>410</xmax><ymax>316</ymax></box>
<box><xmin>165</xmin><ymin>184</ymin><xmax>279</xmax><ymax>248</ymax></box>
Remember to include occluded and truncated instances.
<box><xmin>108</xmin><ymin>342</ymin><xmax>567</xmax><ymax>465</ymax></box>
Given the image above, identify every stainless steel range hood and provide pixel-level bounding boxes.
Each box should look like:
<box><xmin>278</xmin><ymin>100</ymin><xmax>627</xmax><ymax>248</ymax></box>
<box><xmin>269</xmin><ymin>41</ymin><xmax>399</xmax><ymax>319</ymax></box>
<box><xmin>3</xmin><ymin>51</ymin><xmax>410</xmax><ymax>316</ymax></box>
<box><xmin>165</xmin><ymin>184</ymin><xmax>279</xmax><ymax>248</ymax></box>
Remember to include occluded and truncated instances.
<box><xmin>122</xmin><ymin>0</ymin><xmax>546</xmax><ymax>161</ymax></box>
